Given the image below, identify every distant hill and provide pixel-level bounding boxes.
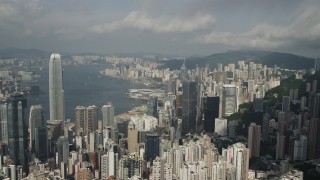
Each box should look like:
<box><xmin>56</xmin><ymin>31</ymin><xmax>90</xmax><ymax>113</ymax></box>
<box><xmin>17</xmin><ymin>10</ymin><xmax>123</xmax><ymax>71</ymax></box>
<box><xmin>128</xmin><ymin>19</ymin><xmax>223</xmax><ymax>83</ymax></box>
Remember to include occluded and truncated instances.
<box><xmin>258</xmin><ymin>52</ymin><xmax>314</xmax><ymax>69</ymax></box>
<box><xmin>162</xmin><ymin>51</ymin><xmax>315</xmax><ymax>70</ymax></box>
<box><xmin>0</xmin><ymin>48</ymin><xmax>49</xmax><ymax>59</ymax></box>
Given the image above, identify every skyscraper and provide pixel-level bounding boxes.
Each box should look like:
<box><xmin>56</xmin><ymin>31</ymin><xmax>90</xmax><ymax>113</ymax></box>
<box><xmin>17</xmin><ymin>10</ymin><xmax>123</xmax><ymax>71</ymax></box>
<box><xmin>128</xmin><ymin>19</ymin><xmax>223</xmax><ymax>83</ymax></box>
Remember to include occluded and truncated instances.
<box><xmin>86</xmin><ymin>105</ymin><xmax>98</xmax><ymax>134</ymax></box>
<box><xmin>119</xmin><ymin>154</ymin><xmax>143</xmax><ymax>179</ymax></box>
<box><xmin>223</xmin><ymin>84</ymin><xmax>238</xmax><ymax>116</ymax></box>
<box><xmin>182</xmin><ymin>81</ymin><xmax>197</xmax><ymax>135</ymax></box>
<box><xmin>145</xmin><ymin>133</ymin><xmax>160</xmax><ymax>162</ymax></box>
<box><xmin>75</xmin><ymin>105</ymin><xmax>98</xmax><ymax>135</ymax></box>
<box><xmin>75</xmin><ymin>106</ymin><xmax>86</xmax><ymax>135</ymax></box>
<box><xmin>315</xmin><ymin>57</ymin><xmax>320</xmax><ymax>71</ymax></box>
<box><xmin>56</xmin><ymin>136</ymin><xmax>69</xmax><ymax>164</ymax></box>
<box><xmin>101</xmin><ymin>103</ymin><xmax>114</xmax><ymax>128</ymax></box>
<box><xmin>128</xmin><ymin>121</ymin><xmax>138</xmax><ymax>153</ymax></box>
<box><xmin>204</xmin><ymin>96</ymin><xmax>219</xmax><ymax>133</ymax></box>
<box><xmin>5</xmin><ymin>94</ymin><xmax>28</xmax><ymax>171</ymax></box>
<box><xmin>282</xmin><ymin>96</ymin><xmax>291</xmax><ymax>112</ymax></box>
<box><xmin>49</xmin><ymin>53</ymin><xmax>65</xmax><ymax>127</ymax></box>
<box><xmin>28</xmin><ymin>105</ymin><xmax>44</xmax><ymax>152</ymax></box>
<box><xmin>248</xmin><ymin>123</ymin><xmax>261</xmax><ymax>158</ymax></box>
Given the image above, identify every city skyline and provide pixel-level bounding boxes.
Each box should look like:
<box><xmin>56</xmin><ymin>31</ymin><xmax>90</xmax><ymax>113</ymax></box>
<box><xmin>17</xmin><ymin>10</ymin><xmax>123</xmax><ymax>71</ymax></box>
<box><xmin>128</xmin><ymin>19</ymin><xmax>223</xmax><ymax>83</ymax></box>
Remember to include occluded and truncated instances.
<box><xmin>0</xmin><ymin>1</ymin><xmax>320</xmax><ymax>56</ymax></box>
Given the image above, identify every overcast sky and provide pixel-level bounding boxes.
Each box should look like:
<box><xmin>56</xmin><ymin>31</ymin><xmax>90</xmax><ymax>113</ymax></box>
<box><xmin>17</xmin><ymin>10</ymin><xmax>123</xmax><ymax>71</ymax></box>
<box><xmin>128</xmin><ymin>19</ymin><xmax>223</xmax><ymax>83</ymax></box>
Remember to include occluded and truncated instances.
<box><xmin>0</xmin><ymin>0</ymin><xmax>320</xmax><ymax>56</ymax></box>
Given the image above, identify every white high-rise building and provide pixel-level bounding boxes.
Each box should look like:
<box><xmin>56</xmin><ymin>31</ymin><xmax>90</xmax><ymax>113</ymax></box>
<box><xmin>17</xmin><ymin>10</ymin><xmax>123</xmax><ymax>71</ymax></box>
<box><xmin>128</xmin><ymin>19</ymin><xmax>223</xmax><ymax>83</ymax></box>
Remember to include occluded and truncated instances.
<box><xmin>215</xmin><ymin>118</ymin><xmax>228</xmax><ymax>136</ymax></box>
<box><xmin>49</xmin><ymin>53</ymin><xmax>65</xmax><ymax>129</ymax></box>
<box><xmin>223</xmin><ymin>84</ymin><xmax>238</xmax><ymax>116</ymax></box>
<box><xmin>29</xmin><ymin>105</ymin><xmax>44</xmax><ymax>151</ymax></box>
<box><xmin>101</xmin><ymin>104</ymin><xmax>114</xmax><ymax>128</ymax></box>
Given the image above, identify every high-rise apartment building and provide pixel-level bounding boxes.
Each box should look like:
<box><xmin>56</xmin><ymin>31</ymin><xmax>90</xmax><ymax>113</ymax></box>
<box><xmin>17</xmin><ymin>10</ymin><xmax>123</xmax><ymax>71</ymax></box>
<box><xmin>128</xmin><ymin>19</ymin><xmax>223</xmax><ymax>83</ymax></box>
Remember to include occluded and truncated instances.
<box><xmin>248</xmin><ymin>123</ymin><xmax>261</xmax><ymax>158</ymax></box>
<box><xmin>118</xmin><ymin>154</ymin><xmax>143</xmax><ymax>179</ymax></box>
<box><xmin>75</xmin><ymin>105</ymin><xmax>98</xmax><ymax>135</ymax></box>
<box><xmin>101</xmin><ymin>103</ymin><xmax>114</xmax><ymax>128</ymax></box>
<box><xmin>276</xmin><ymin>133</ymin><xmax>285</xmax><ymax>160</ymax></box>
<box><xmin>86</xmin><ymin>105</ymin><xmax>98</xmax><ymax>134</ymax></box>
<box><xmin>49</xmin><ymin>53</ymin><xmax>65</xmax><ymax>126</ymax></box>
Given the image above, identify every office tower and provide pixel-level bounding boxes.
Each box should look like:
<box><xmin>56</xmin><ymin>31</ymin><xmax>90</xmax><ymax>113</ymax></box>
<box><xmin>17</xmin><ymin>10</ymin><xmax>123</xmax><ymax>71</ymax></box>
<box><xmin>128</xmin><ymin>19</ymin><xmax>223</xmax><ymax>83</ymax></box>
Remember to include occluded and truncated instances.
<box><xmin>165</xmin><ymin>79</ymin><xmax>177</xmax><ymax>95</ymax></box>
<box><xmin>262</xmin><ymin>114</ymin><xmax>270</xmax><ymax>141</ymax></box>
<box><xmin>34</xmin><ymin>126</ymin><xmax>48</xmax><ymax>162</ymax></box>
<box><xmin>215</xmin><ymin>118</ymin><xmax>228</xmax><ymax>136</ymax></box>
<box><xmin>315</xmin><ymin>57</ymin><xmax>320</xmax><ymax>71</ymax></box>
<box><xmin>248</xmin><ymin>62</ymin><xmax>255</xmax><ymax>78</ymax></box>
<box><xmin>282</xmin><ymin>96</ymin><xmax>291</xmax><ymax>112</ymax></box>
<box><xmin>182</xmin><ymin>81</ymin><xmax>197</xmax><ymax>135</ymax></box>
<box><xmin>101</xmin><ymin>103</ymin><xmax>114</xmax><ymax>128</ymax></box>
<box><xmin>204</xmin><ymin>96</ymin><xmax>219</xmax><ymax>133</ymax></box>
<box><xmin>47</xmin><ymin>120</ymin><xmax>63</xmax><ymax>153</ymax></box>
<box><xmin>307</xmin><ymin>118</ymin><xmax>320</xmax><ymax>159</ymax></box>
<box><xmin>276</xmin><ymin>133</ymin><xmax>285</xmax><ymax>160</ymax></box>
<box><xmin>228</xmin><ymin>121</ymin><xmax>237</xmax><ymax>139</ymax></box>
<box><xmin>180</xmin><ymin>59</ymin><xmax>188</xmax><ymax>81</ymax></box>
<box><xmin>128</xmin><ymin>121</ymin><xmax>138</xmax><ymax>153</ymax></box>
<box><xmin>145</xmin><ymin>133</ymin><xmax>160</xmax><ymax>162</ymax></box>
<box><xmin>56</xmin><ymin>136</ymin><xmax>69</xmax><ymax>164</ymax></box>
<box><xmin>248</xmin><ymin>123</ymin><xmax>261</xmax><ymax>158</ymax></box>
<box><xmin>28</xmin><ymin>105</ymin><xmax>44</xmax><ymax>152</ymax></box>
<box><xmin>309</xmin><ymin>93</ymin><xmax>320</xmax><ymax>118</ymax></box>
<box><xmin>119</xmin><ymin>154</ymin><xmax>143</xmax><ymax>179</ymax></box>
<box><xmin>75</xmin><ymin>105</ymin><xmax>98</xmax><ymax>135</ymax></box>
<box><xmin>147</xmin><ymin>96</ymin><xmax>158</xmax><ymax>118</ymax></box>
<box><xmin>5</xmin><ymin>94</ymin><xmax>28</xmax><ymax>171</ymax></box>
<box><xmin>49</xmin><ymin>53</ymin><xmax>65</xmax><ymax>124</ymax></box>
<box><xmin>0</xmin><ymin>104</ymin><xmax>8</xmax><ymax>144</ymax></box>
<box><xmin>175</xmin><ymin>92</ymin><xmax>182</xmax><ymax>118</ymax></box>
<box><xmin>218</xmin><ymin>86</ymin><xmax>226</xmax><ymax>118</ymax></box>
<box><xmin>223</xmin><ymin>84</ymin><xmax>237</xmax><ymax>116</ymax></box>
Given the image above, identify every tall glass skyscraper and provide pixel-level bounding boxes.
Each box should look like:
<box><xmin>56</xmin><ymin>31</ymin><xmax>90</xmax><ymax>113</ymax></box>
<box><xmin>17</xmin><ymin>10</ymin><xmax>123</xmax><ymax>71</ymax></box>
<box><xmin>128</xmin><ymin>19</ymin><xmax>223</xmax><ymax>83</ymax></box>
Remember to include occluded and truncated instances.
<box><xmin>182</xmin><ymin>81</ymin><xmax>198</xmax><ymax>135</ymax></box>
<box><xmin>5</xmin><ymin>94</ymin><xmax>28</xmax><ymax>171</ymax></box>
<box><xmin>101</xmin><ymin>103</ymin><xmax>114</xmax><ymax>128</ymax></box>
<box><xmin>49</xmin><ymin>53</ymin><xmax>65</xmax><ymax>126</ymax></box>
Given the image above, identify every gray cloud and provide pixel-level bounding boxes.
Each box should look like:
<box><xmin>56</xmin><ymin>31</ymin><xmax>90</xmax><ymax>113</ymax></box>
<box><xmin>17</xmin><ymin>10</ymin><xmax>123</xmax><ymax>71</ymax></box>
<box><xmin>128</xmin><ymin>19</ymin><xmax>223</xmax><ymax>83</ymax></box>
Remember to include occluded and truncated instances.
<box><xmin>195</xmin><ymin>6</ymin><xmax>320</xmax><ymax>52</ymax></box>
<box><xmin>90</xmin><ymin>11</ymin><xmax>215</xmax><ymax>33</ymax></box>
<box><xmin>0</xmin><ymin>0</ymin><xmax>320</xmax><ymax>56</ymax></box>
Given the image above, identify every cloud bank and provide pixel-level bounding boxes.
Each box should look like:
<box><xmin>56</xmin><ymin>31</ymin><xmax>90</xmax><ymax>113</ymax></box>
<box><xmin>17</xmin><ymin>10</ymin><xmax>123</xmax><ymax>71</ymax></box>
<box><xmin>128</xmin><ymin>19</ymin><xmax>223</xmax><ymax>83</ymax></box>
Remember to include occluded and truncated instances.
<box><xmin>90</xmin><ymin>11</ymin><xmax>215</xmax><ymax>33</ymax></box>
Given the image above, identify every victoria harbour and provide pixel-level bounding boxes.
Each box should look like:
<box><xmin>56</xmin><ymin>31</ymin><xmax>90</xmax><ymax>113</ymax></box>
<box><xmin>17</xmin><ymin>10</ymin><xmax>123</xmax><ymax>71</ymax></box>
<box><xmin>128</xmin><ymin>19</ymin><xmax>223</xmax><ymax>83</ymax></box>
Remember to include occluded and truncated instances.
<box><xmin>25</xmin><ymin>63</ymin><xmax>145</xmax><ymax>121</ymax></box>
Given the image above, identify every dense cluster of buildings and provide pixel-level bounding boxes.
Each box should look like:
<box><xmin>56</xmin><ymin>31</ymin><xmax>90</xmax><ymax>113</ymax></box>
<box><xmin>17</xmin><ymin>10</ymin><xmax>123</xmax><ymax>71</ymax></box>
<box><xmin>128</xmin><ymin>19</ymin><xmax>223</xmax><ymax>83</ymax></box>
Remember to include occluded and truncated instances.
<box><xmin>0</xmin><ymin>53</ymin><xmax>319</xmax><ymax>179</ymax></box>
